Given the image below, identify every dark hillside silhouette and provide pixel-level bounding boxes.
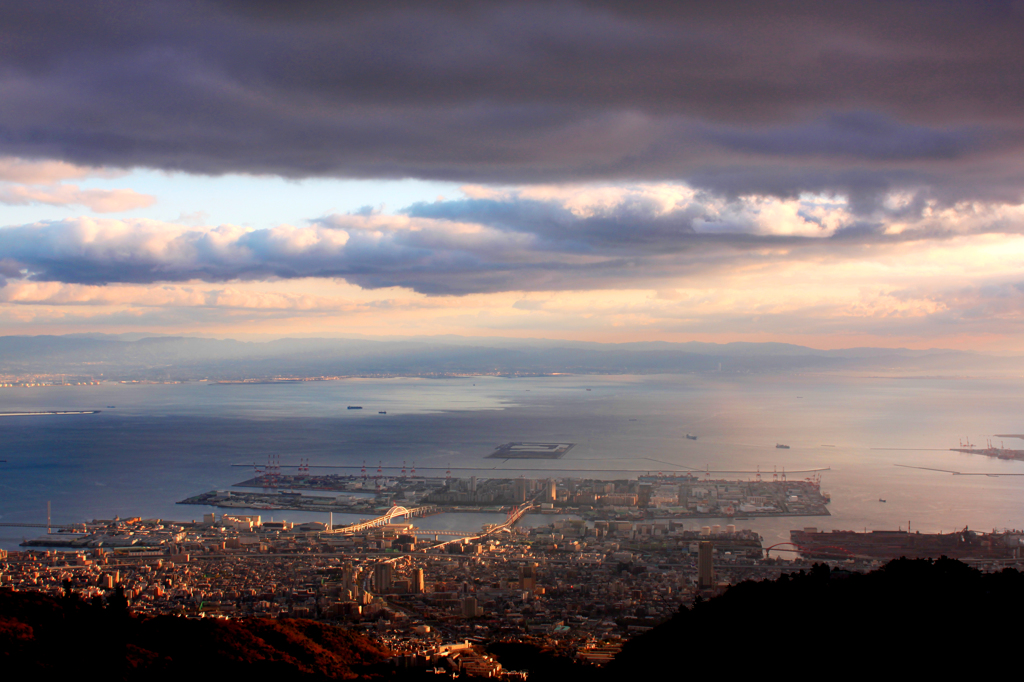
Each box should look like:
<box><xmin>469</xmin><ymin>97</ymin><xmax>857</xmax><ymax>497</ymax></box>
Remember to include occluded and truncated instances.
<box><xmin>609</xmin><ymin>558</ymin><xmax>1024</xmax><ymax>679</ymax></box>
<box><xmin>0</xmin><ymin>588</ymin><xmax>389</xmax><ymax>680</ymax></box>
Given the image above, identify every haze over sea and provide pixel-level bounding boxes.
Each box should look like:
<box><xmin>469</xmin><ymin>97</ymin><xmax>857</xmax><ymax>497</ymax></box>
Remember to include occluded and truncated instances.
<box><xmin>2</xmin><ymin>373</ymin><xmax>1023</xmax><ymax>552</ymax></box>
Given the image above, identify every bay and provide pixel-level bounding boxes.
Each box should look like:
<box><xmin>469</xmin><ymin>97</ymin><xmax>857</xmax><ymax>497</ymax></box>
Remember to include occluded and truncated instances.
<box><xmin>2</xmin><ymin>373</ymin><xmax>1023</xmax><ymax>552</ymax></box>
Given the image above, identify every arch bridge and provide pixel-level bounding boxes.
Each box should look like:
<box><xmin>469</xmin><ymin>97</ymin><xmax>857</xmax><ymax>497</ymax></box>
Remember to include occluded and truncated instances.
<box><xmin>322</xmin><ymin>505</ymin><xmax>439</xmax><ymax>535</ymax></box>
<box><xmin>764</xmin><ymin>541</ymin><xmax>857</xmax><ymax>559</ymax></box>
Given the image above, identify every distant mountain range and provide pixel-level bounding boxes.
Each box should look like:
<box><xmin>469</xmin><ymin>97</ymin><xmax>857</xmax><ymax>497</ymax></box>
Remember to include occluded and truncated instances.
<box><xmin>0</xmin><ymin>334</ymin><xmax>1018</xmax><ymax>381</ymax></box>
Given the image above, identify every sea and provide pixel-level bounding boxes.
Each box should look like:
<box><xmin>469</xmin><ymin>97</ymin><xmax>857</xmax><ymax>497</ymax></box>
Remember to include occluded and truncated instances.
<box><xmin>2</xmin><ymin>373</ymin><xmax>1024</xmax><ymax>552</ymax></box>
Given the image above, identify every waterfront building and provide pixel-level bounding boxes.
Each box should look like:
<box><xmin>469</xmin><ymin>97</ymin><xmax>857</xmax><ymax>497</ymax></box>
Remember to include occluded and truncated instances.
<box><xmin>544</xmin><ymin>479</ymin><xmax>557</xmax><ymax>502</ymax></box>
<box><xmin>513</xmin><ymin>478</ymin><xmax>532</xmax><ymax>503</ymax></box>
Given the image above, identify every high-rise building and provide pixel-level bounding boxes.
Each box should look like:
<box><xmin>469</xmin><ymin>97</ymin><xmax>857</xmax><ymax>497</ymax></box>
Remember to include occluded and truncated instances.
<box><xmin>520</xmin><ymin>563</ymin><xmax>537</xmax><ymax>591</ymax></box>
<box><xmin>697</xmin><ymin>541</ymin><xmax>714</xmax><ymax>589</ymax></box>
<box><xmin>513</xmin><ymin>477</ymin><xmax>533</xmax><ymax>503</ymax></box>
<box><xmin>341</xmin><ymin>563</ymin><xmax>355</xmax><ymax>592</ymax></box>
<box><xmin>373</xmin><ymin>562</ymin><xmax>393</xmax><ymax>593</ymax></box>
<box><xmin>462</xmin><ymin>596</ymin><xmax>481</xmax><ymax>618</ymax></box>
<box><xmin>413</xmin><ymin>568</ymin><xmax>425</xmax><ymax>593</ymax></box>
<box><xmin>544</xmin><ymin>479</ymin><xmax>557</xmax><ymax>502</ymax></box>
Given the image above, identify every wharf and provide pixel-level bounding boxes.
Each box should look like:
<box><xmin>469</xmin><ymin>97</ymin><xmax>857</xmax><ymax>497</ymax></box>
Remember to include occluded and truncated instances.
<box><xmin>178</xmin><ymin>490</ymin><xmax>385</xmax><ymax>514</ymax></box>
<box><xmin>950</xmin><ymin>447</ymin><xmax>1024</xmax><ymax>462</ymax></box>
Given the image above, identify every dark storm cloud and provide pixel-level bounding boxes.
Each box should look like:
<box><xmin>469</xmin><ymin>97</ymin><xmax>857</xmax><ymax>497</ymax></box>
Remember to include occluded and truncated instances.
<box><xmin>3</xmin><ymin>1</ymin><xmax>1024</xmax><ymax>203</ymax></box>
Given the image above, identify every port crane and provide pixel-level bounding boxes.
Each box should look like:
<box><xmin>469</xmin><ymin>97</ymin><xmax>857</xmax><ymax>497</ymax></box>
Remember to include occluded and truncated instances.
<box><xmin>252</xmin><ymin>454</ymin><xmax>281</xmax><ymax>489</ymax></box>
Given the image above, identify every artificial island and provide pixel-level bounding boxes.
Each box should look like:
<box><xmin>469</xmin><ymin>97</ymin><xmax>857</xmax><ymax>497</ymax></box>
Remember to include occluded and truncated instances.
<box><xmin>178</xmin><ymin>468</ymin><xmax>833</xmax><ymax>520</ymax></box>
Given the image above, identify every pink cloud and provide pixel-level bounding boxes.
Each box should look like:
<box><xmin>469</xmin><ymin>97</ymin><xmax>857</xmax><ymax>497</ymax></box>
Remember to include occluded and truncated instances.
<box><xmin>0</xmin><ymin>157</ymin><xmax>122</xmax><ymax>184</ymax></box>
<box><xmin>0</xmin><ymin>184</ymin><xmax>156</xmax><ymax>212</ymax></box>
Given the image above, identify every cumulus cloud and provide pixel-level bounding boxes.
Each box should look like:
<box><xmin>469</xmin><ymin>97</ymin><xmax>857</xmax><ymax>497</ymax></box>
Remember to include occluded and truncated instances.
<box><xmin>0</xmin><ymin>215</ymin><xmax>536</xmax><ymax>294</ymax></box>
<box><xmin>2</xmin><ymin>185</ymin><xmax>1024</xmax><ymax>298</ymax></box>
<box><xmin>2</xmin><ymin>1</ymin><xmax>1024</xmax><ymax>205</ymax></box>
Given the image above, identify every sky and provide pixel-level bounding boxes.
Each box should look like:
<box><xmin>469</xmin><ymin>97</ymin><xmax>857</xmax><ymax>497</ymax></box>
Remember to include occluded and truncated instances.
<box><xmin>3</xmin><ymin>1</ymin><xmax>1024</xmax><ymax>350</ymax></box>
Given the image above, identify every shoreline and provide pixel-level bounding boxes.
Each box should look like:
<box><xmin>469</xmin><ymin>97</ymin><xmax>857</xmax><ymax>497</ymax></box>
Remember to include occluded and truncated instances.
<box><xmin>0</xmin><ymin>410</ymin><xmax>101</xmax><ymax>416</ymax></box>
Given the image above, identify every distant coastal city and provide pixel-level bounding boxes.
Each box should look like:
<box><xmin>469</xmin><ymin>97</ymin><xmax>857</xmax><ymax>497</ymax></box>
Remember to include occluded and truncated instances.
<box><xmin>4</xmin><ymin>495</ymin><xmax>1022</xmax><ymax>673</ymax></box>
<box><xmin>3</xmin><ymin>369</ymin><xmax>1024</xmax><ymax>674</ymax></box>
<box><xmin>4</xmin><ymin>426</ymin><xmax>1023</xmax><ymax>674</ymax></box>
<box><xmin>0</xmin><ymin>373</ymin><xmax>563</xmax><ymax>389</ymax></box>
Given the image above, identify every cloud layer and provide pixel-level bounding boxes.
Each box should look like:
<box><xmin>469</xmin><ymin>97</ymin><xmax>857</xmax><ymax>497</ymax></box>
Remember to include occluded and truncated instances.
<box><xmin>4</xmin><ymin>3</ymin><xmax>1024</xmax><ymax>348</ymax></box>
<box><xmin>3</xmin><ymin>1</ymin><xmax>1024</xmax><ymax>205</ymax></box>
<box><xmin>2</xmin><ymin>185</ymin><xmax>1023</xmax><ymax>298</ymax></box>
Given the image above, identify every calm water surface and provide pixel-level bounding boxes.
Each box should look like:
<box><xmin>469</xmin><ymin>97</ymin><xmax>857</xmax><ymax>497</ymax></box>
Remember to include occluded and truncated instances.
<box><xmin>2</xmin><ymin>374</ymin><xmax>1023</xmax><ymax>551</ymax></box>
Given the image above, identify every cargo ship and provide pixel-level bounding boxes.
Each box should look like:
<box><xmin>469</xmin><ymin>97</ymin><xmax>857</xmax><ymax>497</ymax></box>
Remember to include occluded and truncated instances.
<box><xmin>776</xmin><ymin>443</ymin><xmax>790</xmax><ymax>449</ymax></box>
<box><xmin>789</xmin><ymin>527</ymin><xmax>1023</xmax><ymax>560</ymax></box>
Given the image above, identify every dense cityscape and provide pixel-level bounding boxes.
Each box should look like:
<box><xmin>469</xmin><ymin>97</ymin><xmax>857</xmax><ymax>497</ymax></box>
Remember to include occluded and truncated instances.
<box><xmin>0</xmin><ymin>510</ymin><xmax>816</xmax><ymax>675</ymax></box>
<box><xmin>5</xmin><ymin>466</ymin><xmax>1024</xmax><ymax>675</ymax></box>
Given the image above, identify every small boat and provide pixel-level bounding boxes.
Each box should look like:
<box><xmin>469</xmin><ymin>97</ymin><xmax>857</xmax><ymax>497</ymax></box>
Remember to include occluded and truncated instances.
<box><xmin>378</xmin><ymin>411</ymin><xmax>387</xmax><ymax>414</ymax></box>
<box><xmin>107</xmin><ymin>406</ymin><xmax>116</xmax><ymax>409</ymax></box>
<box><xmin>686</xmin><ymin>434</ymin><xmax>698</xmax><ymax>441</ymax></box>
<box><xmin>776</xmin><ymin>443</ymin><xmax>790</xmax><ymax>449</ymax></box>
<box><xmin>879</xmin><ymin>498</ymin><xmax>887</xmax><ymax>503</ymax></box>
<box><xmin>347</xmin><ymin>406</ymin><xmax>363</xmax><ymax>410</ymax></box>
